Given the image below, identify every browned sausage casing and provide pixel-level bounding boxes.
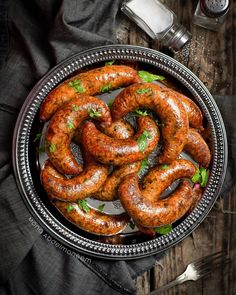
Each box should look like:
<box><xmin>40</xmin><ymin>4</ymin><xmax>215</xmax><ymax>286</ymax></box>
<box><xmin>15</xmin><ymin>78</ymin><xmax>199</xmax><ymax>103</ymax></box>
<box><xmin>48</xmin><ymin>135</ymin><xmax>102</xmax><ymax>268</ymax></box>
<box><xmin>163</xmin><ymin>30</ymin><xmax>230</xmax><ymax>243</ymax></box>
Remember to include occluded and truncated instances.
<box><xmin>92</xmin><ymin>161</ymin><xmax>141</xmax><ymax>201</ymax></box>
<box><xmin>81</xmin><ymin>116</ymin><xmax>160</xmax><ymax>166</ymax></box>
<box><xmin>41</xmin><ymin>156</ymin><xmax>109</xmax><ymax>201</ymax></box>
<box><xmin>111</xmin><ymin>83</ymin><xmax>188</xmax><ymax>164</ymax></box>
<box><xmin>119</xmin><ymin>173</ymin><xmax>194</xmax><ymax>227</ymax></box>
<box><xmin>184</xmin><ymin>128</ymin><xmax>211</xmax><ymax>167</ymax></box>
<box><xmin>53</xmin><ymin>200</ymin><xmax>130</xmax><ymax>236</ymax></box>
<box><xmin>45</xmin><ymin>95</ymin><xmax>111</xmax><ymax>175</ymax></box>
<box><xmin>141</xmin><ymin>159</ymin><xmax>196</xmax><ymax>200</ymax></box>
<box><xmin>166</xmin><ymin>88</ymin><xmax>203</xmax><ymax>130</ymax></box>
<box><xmin>99</xmin><ymin>118</ymin><xmax>134</xmax><ymax>139</ymax></box>
<box><xmin>40</xmin><ymin>65</ymin><xmax>141</xmax><ymax>121</ymax></box>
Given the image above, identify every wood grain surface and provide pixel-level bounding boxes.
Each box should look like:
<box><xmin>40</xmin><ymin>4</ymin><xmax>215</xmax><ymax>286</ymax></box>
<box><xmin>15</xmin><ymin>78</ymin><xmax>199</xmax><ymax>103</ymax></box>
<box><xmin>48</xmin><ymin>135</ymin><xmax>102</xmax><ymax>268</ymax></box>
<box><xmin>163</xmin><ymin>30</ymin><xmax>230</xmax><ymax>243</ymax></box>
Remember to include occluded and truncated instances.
<box><xmin>117</xmin><ymin>0</ymin><xmax>236</xmax><ymax>294</ymax></box>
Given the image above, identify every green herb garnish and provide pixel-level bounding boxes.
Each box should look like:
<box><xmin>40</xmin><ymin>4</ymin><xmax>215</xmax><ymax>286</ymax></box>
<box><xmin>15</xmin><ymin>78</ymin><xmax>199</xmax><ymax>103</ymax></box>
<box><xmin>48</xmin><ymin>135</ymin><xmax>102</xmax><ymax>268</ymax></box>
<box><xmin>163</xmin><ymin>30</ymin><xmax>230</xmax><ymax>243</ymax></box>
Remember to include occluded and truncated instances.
<box><xmin>97</xmin><ymin>203</ymin><xmax>105</xmax><ymax>212</ymax></box>
<box><xmin>88</xmin><ymin>108</ymin><xmax>102</xmax><ymax>118</ymax></box>
<box><xmin>67</xmin><ymin>204</ymin><xmax>75</xmax><ymax>213</ymax></box>
<box><xmin>66</xmin><ymin>120</ymin><xmax>74</xmax><ymax>129</ymax></box>
<box><xmin>137</xmin><ymin>130</ymin><xmax>152</xmax><ymax>152</ymax></box>
<box><xmin>100</xmin><ymin>83</ymin><xmax>112</xmax><ymax>93</ymax></box>
<box><xmin>192</xmin><ymin>167</ymin><xmax>209</xmax><ymax>187</ymax></box>
<box><xmin>129</xmin><ymin>220</ymin><xmax>136</xmax><ymax>230</ymax></box>
<box><xmin>138</xmin><ymin>70</ymin><xmax>165</xmax><ymax>82</ymax></box>
<box><xmin>138</xmin><ymin>158</ymin><xmax>149</xmax><ymax>175</ymax></box>
<box><xmin>107</xmin><ymin>100</ymin><xmax>114</xmax><ymax>108</ymax></box>
<box><xmin>160</xmin><ymin>164</ymin><xmax>169</xmax><ymax>170</ymax></box>
<box><xmin>68</xmin><ymin>79</ymin><xmax>85</xmax><ymax>93</ymax></box>
<box><xmin>133</xmin><ymin>109</ymin><xmax>148</xmax><ymax>117</ymax></box>
<box><xmin>136</xmin><ymin>88</ymin><xmax>152</xmax><ymax>95</ymax></box>
<box><xmin>48</xmin><ymin>143</ymin><xmax>56</xmax><ymax>153</ymax></box>
<box><xmin>154</xmin><ymin>224</ymin><xmax>172</xmax><ymax>235</ymax></box>
<box><xmin>78</xmin><ymin>199</ymin><xmax>90</xmax><ymax>213</ymax></box>
<box><xmin>72</xmin><ymin>104</ymin><xmax>79</xmax><ymax>111</ymax></box>
<box><xmin>36</xmin><ymin>146</ymin><xmax>45</xmax><ymax>153</ymax></box>
<box><xmin>33</xmin><ymin>133</ymin><xmax>42</xmax><ymax>143</ymax></box>
<box><xmin>105</xmin><ymin>60</ymin><xmax>115</xmax><ymax>66</ymax></box>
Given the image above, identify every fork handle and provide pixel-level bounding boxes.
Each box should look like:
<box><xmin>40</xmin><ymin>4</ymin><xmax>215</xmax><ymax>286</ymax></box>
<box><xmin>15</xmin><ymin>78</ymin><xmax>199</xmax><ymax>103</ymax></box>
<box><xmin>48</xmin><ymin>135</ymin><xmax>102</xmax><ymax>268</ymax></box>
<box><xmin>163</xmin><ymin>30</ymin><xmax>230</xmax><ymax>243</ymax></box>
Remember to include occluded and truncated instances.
<box><xmin>148</xmin><ymin>273</ymin><xmax>187</xmax><ymax>294</ymax></box>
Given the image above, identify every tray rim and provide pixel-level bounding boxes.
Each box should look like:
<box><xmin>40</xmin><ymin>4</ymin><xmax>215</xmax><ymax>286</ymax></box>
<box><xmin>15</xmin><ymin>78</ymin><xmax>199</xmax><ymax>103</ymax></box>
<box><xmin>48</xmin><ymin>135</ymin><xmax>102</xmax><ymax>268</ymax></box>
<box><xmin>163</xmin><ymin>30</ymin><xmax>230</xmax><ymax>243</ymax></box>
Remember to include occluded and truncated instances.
<box><xmin>12</xmin><ymin>44</ymin><xmax>228</xmax><ymax>260</ymax></box>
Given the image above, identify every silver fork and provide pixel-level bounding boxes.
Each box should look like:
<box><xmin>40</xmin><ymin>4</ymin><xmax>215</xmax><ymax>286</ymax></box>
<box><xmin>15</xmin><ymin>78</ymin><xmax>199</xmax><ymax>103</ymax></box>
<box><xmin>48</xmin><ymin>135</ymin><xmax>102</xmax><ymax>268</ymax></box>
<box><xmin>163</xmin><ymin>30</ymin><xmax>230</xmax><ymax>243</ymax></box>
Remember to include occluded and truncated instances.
<box><xmin>148</xmin><ymin>251</ymin><xmax>231</xmax><ymax>295</ymax></box>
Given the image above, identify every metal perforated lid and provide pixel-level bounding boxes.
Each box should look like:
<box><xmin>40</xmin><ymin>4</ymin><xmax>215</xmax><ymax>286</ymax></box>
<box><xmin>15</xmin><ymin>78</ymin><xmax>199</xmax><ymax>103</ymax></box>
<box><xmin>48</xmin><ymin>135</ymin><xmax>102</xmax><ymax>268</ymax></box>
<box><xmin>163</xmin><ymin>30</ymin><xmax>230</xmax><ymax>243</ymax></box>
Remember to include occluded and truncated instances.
<box><xmin>200</xmin><ymin>0</ymin><xmax>229</xmax><ymax>17</ymax></box>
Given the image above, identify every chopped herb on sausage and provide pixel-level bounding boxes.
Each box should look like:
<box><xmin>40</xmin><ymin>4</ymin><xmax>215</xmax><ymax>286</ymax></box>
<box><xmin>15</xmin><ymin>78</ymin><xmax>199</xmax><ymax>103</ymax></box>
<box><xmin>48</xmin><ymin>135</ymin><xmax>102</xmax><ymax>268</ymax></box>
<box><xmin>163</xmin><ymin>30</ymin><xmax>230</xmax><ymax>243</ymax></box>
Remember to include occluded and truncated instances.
<box><xmin>100</xmin><ymin>83</ymin><xmax>112</xmax><ymax>93</ymax></box>
<box><xmin>154</xmin><ymin>224</ymin><xmax>172</xmax><ymax>235</ymax></box>
<box><xmin>138</xmin><ymin>70</ymin><xmax>165</xmax><ymax>82</ymax></box>
<box><xmin>78</xmin><ymin>199</ymin><xmax>90</xmax><ymax>213</ymax></box>
<box><xmin>68</xmin><ymin>79</ymin><xmax>85</xmax><ymax>93</ymax></box>
<box><xmin>88</xmin><ymin>108</ymin><xmax>102</xmax><ymax>118</ymax></box>
<box><xmin>136</xmin><ymin>88</ymin><xmax>152</xmax><ymax>95</ymax></box>
<box><xmin>137</xmin><ymin>130</ymin><xmax>152</xmax><ymax>152</ymax></box>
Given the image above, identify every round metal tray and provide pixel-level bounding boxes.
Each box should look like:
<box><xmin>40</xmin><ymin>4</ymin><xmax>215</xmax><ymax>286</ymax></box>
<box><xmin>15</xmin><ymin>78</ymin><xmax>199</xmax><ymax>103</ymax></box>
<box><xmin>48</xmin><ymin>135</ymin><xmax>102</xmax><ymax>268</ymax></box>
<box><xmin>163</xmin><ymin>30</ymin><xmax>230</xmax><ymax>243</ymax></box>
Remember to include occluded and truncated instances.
<box><xmin>12</xmin><ymin>45</ymin><xmax>227</xmax><ymax>260</ymax></box>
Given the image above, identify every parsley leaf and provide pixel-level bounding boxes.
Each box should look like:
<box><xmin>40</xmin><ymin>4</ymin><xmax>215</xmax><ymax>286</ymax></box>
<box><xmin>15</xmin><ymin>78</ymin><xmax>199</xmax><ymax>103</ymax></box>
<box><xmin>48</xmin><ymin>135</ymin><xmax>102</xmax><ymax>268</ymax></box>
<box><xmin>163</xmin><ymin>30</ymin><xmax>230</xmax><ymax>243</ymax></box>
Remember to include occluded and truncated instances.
<box><xmin>129</xmin><ymin>220</ymin><xmax>136</xmax><ymax>230</ymax></box>
<box><xmin>160</xmin><ymin>164</ymin><xmax>169</xmax><ymax>170</ymax></box>
<box><xmin>100</xmin><ymin>83</ymin><xmax>112</xmax><ymax>93</ymax></box>
<box><xmin>107</xmin><ymin>100</ymin><xmax>114</xmax><ymax>108</ymax></box>
<box><xmin>154</xmin><ymin>224</ymin><xmax>172</xmax><ymax>235</ymax></box>
<box><xmin>191</xmin><ymin>167</ymin><xmax>209</xmax><ymax>187</ymax></box>
<box><xmin>97</xmin><ymin>203</ymin><xmax>105</xmax><ymax>212</ymax></box>
<box><xmin>78</xmin><ymin>199</ymin><xmax>90</xmax><ymax>213</ymax></box>
<box><xmin>136</xmin><ymin>88</ymin><xmax>152</xmax><ymax>95</ymax></box>
<box><xmin>88</xmin><ymin>108</ymin><xmax>102</xmax><ymax>118</ymax></box>
<box><xmin>72</xmin><ymin>104</ymin><xmax>79</xmax><ymax>111</ymax></box>
<box><xmin>67</xmin><ymin>204</ymin><xmax>75</xmax><ymax>213</ymax></box>
<box><xmin>33</xmin><ymin>133</ymin><xmax>42</xmax><ymax>142</ymax></box>
<box><xmin>138</xmin><ymin>70</ymin><xmax>165</xmax><ymax>82</ymax></box>
<box><xmin>138</xmin><ymin>158</ymin><xmax>149</xmax><ymax>175</ymax></box>
<box><xmin>68</xmin><ymin>79</ymin><xmax>85</xmax><ymax>93</ymax></box>
<box><xmin>133</xmin><ymin>109</ymin><xmax>148</xmax><ymax>117</ymax></box>
<box><xmin>66</xmin><ymin>120</ymin><xmax>74</xmax><ymax>129</ymax></box>
<box><xmin>48</xmin><ymin>143</ymin><xmax>56</xmax><ymax>153</ymax></box>
<box><xmin>137</xmin><ymin>130</ymin><xmax>152</xmax><ymax>152</ymax></box>
<box><xmin>105</xmin><ymin>60</ymin><xmax>115</xmax><ymax>66</ymax></box>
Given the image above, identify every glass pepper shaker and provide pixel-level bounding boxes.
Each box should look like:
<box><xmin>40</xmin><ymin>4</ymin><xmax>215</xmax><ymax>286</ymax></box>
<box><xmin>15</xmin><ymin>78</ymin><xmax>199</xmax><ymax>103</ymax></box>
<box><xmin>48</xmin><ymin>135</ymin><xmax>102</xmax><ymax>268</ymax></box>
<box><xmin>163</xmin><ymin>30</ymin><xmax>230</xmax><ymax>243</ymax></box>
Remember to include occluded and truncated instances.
<box><xmin>193</xmin><ymin>0</ymin><xmax>230</xmax><ymax>31</ymax></box>
<box><xmin>121</xmin><ymin>0</ymin><xmax>192</xmax><ymax>52</ymax></box>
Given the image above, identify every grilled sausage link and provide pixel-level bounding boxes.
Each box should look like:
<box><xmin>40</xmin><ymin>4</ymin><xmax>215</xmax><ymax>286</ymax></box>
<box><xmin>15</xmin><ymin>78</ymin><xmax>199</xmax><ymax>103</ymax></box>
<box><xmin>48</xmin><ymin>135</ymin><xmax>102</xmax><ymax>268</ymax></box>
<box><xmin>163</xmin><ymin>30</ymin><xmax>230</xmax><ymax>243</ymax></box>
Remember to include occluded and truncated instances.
<box><xmin>119</xmin><ymin>173</ymin><xmax>194</xmax><ymax>227</ymax></box>
<box><xmin>45</xmin><ymin>95</ymin><xmax>111</xmax><ymax>175</ymax></box>
<box><xmin>167</xmin><ymin>88</ymin><xmax>203</xmax><ymax>130</ymax></box>
<box><xmin>53</xmin><ymin>200</ymin><xmax>130</xmax><ymax>236</ymax></box>
<box><xmin>111</xmin><ymin>83</ymin><xmax>188</xmax><ymax>164</ymax></box>
<box><xmin>141</xmin><ymin>159</ymin><xmax>196</xmax><ymax>200</ymax></box>
<box><xmin>40</xmin><ymin>65</ymin><xmax>141</xmax><ymax>121</ymax></box>
<box><xmin>41</xmin><ymin>153</ymin><xmax>109</xmax><ymax>201</ymax></box>
<box><xmin>92</xmin><ymin>161</ymin><xmax>141</xmax><ymax>201</ymax></box>
<box><xmin>81</xmin><ymin>116</ymin><xmax>160</xmax><ymax>166</ymax></box>
<box><xmin>100</xmin><ymin>118</ymin><xmax>134</xmax><ymax>139</ymax></box>
<box><xmin>184</xmin><ymin>128</ymin><xmax>211</xmax><ymax>167</ymax></box>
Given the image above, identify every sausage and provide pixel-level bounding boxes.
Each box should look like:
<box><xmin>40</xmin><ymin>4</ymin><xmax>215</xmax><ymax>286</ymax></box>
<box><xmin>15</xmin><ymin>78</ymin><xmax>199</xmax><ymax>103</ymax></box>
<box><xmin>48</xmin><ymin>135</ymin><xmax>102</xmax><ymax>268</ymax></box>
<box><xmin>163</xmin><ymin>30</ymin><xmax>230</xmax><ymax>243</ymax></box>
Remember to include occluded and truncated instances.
<box><xmin>141</xmin><ymin>159</ymin><xmax>196</xmax><ymax>200</ymax></box>
<box><xmin>99</xmin><ymin>118</ymin><xmax>134</xmax><ymax>139</ymax></box>
<box><xmin>81</xmin><ymin>115</ymin><xmax>160</xmax><ymax>166</ymax></box>
<box><xmin>53</xmin><ymin>200</ymin><xmax>130</xmax><ymax>236</ymax></box>
<box><xmin>119</xmin><ymin>173</ymin><xmax>194</xmax><ymax>227</ymax></box>
<box><xmin>41</xmin><ymin>154</ymin><xmax>109</xmax><ymax>201</ymax></box>
<box><xmin>45</xmin><ymin>95</ymin><xmax>111</xmax><ymax>175</ymax></box>
<box><xmin>40</xmin><ymin>65</ymin><xmax>141</xmax><ymax>121</ymax></box>
<box><xmin>111</xmin><ymin>82</ymin><xmax>188</xmax><ymax>164</ymax></box>
<box><xmin>165</xmin><ymin>87</ymin><xmax>203</xmax><ymax>130</ymax></box>
<box><xmin>92</xmin><ymin>161</ymin><xmax>141</xmax><ymax>201</ymax></box>
<box><xmin>184</xmin><ymin>128</ymin><xmax>211</xmax><ymax>167</ymax></box>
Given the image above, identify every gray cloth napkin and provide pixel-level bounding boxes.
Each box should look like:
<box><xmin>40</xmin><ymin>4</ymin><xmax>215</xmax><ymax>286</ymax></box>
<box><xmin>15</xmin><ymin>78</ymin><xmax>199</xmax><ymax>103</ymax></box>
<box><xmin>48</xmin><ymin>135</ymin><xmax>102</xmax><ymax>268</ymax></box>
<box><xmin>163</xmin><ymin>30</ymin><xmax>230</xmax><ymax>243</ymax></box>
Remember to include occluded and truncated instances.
<box><xmin>0</xmin><ymin>1</ymin><xmax>163</xmax><ymax>294</ymax></box>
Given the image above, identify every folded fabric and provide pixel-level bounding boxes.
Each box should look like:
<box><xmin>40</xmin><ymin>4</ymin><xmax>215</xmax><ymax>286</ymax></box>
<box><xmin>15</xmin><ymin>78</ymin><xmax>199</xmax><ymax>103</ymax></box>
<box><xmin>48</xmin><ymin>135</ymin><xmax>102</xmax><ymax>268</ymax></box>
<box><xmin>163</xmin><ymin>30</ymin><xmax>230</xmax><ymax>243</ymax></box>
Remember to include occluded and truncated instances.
<box><xmin>0</xmin><ymin>1</ymin><xmax>163</xmax><ymax>294</ymax></box>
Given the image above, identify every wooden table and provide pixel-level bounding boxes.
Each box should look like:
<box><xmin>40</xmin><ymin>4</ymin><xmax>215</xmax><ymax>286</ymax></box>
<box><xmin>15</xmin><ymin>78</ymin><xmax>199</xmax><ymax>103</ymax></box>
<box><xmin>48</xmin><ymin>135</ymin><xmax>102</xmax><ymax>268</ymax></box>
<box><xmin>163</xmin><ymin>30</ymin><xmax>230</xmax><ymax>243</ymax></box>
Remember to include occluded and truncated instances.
<box><xmin>117</xmin><ymin>1</ymin><xmax>236</xmax><ymax>294</ymax></box>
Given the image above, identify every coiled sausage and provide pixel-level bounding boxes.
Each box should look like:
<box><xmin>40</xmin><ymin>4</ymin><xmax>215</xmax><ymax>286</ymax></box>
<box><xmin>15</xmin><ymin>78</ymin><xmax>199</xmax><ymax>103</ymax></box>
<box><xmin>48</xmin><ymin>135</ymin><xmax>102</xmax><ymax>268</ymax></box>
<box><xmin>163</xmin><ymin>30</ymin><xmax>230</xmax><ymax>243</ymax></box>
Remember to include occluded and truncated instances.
<box><xmin>111</xmin><ymin>83</ymin><xmax>188</xmax><ymax>164</ymax></box>
<box><xmin>40</xmin><ymin>65</ymin><xmax>141</xmax><ymax>121</ymax></box>
<box><xmin>81</xmin><ymin>116</ymin><xmax>160</xmax><ymax>166</ymax></box>
<box><xmin>45</xmin><ymin>95</ymin><xmax>111</xmax><ymax>175</ymax></box>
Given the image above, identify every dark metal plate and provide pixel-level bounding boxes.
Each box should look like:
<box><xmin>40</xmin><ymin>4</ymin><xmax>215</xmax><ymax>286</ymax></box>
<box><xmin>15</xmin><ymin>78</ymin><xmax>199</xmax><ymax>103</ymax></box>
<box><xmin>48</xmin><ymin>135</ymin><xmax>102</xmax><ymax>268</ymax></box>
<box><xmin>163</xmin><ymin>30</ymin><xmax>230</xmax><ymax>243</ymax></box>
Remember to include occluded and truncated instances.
<box><xmin>12</xmin><ymin>45</ymin><xmax>227</xmax><ymax>259</ymax></box>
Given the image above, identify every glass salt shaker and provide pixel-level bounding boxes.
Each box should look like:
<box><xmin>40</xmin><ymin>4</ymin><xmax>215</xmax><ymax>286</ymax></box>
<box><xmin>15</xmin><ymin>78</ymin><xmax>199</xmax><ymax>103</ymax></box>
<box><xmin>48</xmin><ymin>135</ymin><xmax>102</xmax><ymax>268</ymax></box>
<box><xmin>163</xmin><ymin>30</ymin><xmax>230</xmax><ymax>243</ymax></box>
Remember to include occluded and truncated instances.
<box><xmin>193</xmin><ymin>0</ymin><xmax>230</xmax><ymax>31</ymax></box>
<box><xmin>121</xmin><ymin>0</ymin><xmax>192</xmax><ymax>52</ymax></box>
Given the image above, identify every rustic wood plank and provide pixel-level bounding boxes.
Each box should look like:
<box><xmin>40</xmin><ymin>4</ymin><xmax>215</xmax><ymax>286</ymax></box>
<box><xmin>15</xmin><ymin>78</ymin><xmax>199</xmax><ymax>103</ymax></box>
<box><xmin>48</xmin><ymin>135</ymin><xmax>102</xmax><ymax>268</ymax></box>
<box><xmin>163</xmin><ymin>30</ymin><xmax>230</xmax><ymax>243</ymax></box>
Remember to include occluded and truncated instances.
<box><xmin>117</xmin><ymin>0</ymin><xmax>235</xmax><ymax>294</ymax></box>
